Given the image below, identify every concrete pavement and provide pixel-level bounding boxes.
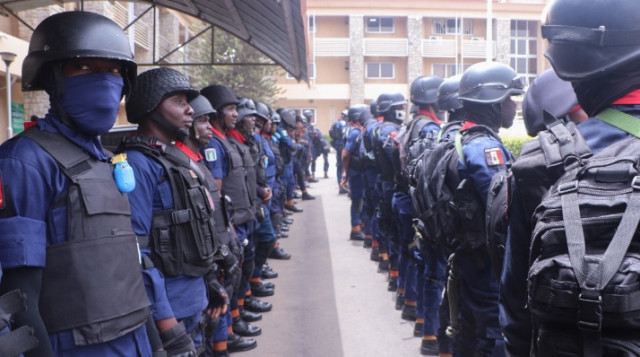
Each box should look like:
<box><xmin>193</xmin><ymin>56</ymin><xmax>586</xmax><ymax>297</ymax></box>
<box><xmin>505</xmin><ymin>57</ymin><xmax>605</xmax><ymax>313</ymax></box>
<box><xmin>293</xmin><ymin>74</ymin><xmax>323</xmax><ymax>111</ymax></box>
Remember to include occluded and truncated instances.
<box><xmin>241</xmin><ymin>164</ymin><xmax>421</xmax><ymax>357</ymax></box>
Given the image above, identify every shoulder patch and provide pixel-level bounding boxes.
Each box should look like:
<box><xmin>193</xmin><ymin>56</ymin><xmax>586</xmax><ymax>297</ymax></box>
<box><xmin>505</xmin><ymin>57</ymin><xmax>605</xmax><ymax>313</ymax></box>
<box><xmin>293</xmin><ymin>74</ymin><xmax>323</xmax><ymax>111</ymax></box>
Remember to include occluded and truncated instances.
<box><xmin>204</xmin><ymin>148</ymin><xmax>217</xmax><ymax>162</ymax></box>
<box><xmin>484</xmin><ymin>147</ymin><xmax>505</xmax><ymax>166</ymax></box>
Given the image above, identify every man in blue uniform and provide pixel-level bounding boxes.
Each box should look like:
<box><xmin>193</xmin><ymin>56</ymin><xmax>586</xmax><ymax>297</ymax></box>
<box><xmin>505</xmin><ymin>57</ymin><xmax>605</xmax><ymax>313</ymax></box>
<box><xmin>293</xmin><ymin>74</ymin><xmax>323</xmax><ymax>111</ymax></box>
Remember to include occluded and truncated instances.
<box><xmin>0</xmin><ymin>12</ymin><xmax>152</xmax><ymax>356</ymax></box>
<box><xmin>199</xmin><ymin>85</ymin><xmax>261</xmax><ymax>350</ymax></box>
<box><xmin>501</xmin><ymin>1</ymin><xmax>640</xmax><ymax>354</ymax></box>
<box><xmin>330</xmin><ymin>111</ymin><xmax>349</xmax><ymax>193</ymax></box>
<box><xmin>372</xmin><ymin>92</ymin><xmax>407</xmax><ymax>291</ymax></box>
<box><xmin>449</xmin><ymin>62</ymin><xmax>523</xmax><ymax>357</ymax></box>
<box><xmin>121</xmin><ymin>67</ymin><xmax>230</xmax><ymax>355</ymax></box>
<box><xmin>393</xmin><ymin>75</ymin><xmax>444</xmax><ymax>331</ymax></box>
<box><xmin>361</xmin><ymin>101</ymin><xmax>384</xmax><ymax>259</ymax></box>
<box><xmin>341</xmin><ymin>104</ymin><xmax>370</xmax><ymax>241</ymax></box>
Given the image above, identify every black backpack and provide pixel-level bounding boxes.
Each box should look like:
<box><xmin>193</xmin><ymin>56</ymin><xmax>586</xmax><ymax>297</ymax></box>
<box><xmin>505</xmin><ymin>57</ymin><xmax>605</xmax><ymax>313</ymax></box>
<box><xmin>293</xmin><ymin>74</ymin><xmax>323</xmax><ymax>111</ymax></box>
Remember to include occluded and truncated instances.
<box><xmin>401</xmin><ymin>115</ymin><xmax>439</xmax><ymax>186</ymax></box>
<box><xmin>525</xmin><ymin>110</ymin><xmax>640</xmax><ymax>356</ymax></box>
<box><xmin>411</xmin><ymin>123</ymin><xmax>493</xmax><ymax>251</ymax></box>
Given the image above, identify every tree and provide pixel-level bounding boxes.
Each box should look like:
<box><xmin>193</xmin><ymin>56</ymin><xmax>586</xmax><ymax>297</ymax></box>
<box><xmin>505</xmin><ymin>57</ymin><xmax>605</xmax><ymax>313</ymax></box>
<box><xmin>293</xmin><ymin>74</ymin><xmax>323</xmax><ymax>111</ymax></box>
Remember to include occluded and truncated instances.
<box><xmin>186</xmin><ymin>23</ymin><xmax>284</xmax><ymax>105</ymax></box>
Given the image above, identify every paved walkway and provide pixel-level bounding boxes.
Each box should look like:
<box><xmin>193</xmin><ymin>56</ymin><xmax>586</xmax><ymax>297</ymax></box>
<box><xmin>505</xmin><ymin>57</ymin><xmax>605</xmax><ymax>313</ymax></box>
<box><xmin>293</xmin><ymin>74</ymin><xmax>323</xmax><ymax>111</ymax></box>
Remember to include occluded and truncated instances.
<box><xmin>242</xmin><ymin>157</ymin><xmax>421</xmax><ymax>357</ymax></box>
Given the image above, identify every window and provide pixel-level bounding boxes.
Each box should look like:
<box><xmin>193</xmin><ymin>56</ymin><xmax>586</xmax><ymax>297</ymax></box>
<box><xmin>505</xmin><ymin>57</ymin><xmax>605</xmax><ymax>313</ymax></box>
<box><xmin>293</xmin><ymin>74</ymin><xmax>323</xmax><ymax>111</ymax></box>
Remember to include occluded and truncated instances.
<box><xmin>287</xmin><ymin>62</ymin><xmax>315</xmax><ymax>80</ymax></box>
<box><xmin>432</xmin><ymin>63</ymin><xmax>470</xmax><ymax>78</ymax></box>
<box><xmin>510</xmin><ymin>20</ymin><xmax>538</xmax><ymax>85</ymax></box>
<box><xmin>366</xmin><ymin>17</ymin><xmax>394</xmax><ymax>33</ymax></box>
<box><xmin>308</xmin><ymin>15</ymin><xmax>315</xmax><ymax>33</ymax></box>
<box><xmin>366</xmin><ymin>62</ymin><xmax>394</xmax><ymax>79</ymax></box>
<box><xmin>293</xmin><ymin>108</ymin><xmax>317</xmax><ymax>125</ymax></box>
<box><xmin>433</xmin><ymin>18</ymin><xmax>474</xmax><ymax>35</ymax></box>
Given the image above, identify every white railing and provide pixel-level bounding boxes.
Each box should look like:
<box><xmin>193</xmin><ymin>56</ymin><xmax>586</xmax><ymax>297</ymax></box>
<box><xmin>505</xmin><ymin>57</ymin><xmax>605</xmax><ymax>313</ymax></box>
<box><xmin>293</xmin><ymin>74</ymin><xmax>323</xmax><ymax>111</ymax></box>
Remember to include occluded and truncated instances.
<box><xmin>363</xmin><ymin>38</ymin><xmax>408</xmax><ymax>57</ymax></box>
<box><xmin>421</xmin><ymin>38</ymin><xmax>456</xmax><ymax>58</ymax></box>
<box><xmin>112</xmin><ymin>2</ymin><xmax>150</xmax><ymax>50</ymax></box>
<box><xmin>314</xmin><ymin>38</ymin><xmax>350</xmax><ymax>57</ymax></box>
<box><xmin>462</xmin><ymin>39</ymin><xmax>495</xmax><ymax>58</ymax></box>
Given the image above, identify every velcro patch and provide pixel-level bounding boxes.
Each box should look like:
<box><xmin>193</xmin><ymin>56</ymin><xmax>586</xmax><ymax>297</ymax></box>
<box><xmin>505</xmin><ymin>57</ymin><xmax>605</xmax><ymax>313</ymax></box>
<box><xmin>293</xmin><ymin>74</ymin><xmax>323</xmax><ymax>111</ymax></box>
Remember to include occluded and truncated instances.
<box><xmin>484</xmin><ymin>147</ymin><xmax>505</xmax><ymax>166</ymax></box>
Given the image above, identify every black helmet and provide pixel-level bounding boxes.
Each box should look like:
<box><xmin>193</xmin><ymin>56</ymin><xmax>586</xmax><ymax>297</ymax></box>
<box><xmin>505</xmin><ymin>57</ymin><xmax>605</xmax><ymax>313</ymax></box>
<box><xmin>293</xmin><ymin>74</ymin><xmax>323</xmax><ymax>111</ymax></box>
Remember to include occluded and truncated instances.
<box><xmin>347</xmin><ymin>104</ymin><xmax>370</xmax><ymax>125</ymax></box>
<box><xmin>200</xmin><ymin>85</ymin><xmax>240</xmax><ymax>113</ymax></box>
<box><xmin>236</xmin><ymin>97</ymin><xmax>257</xmax><ymax>120</ymax></box>
<box><xmin>296</xmin><ymin>115</ymin><xmax>306</xmax><ymax>124</ymax></box>
<box><xmin>376</xmin><ymin>92</ymin><xmax>407</xmax><ymax>114</ymax></box>
<box><xmin>410</xmin><ymin>75</ymin><xmax>444</xmax><ymax>106</ymax></box>
<box><xmin>369</xmin><ymin>99</ymin><xmax>378</xmax><ymax>117</ymax></box>
<box><xmin>437</xmin><ymin>74</ymin><xmax>463</xmax><ymax>112</ymax></box>
<box><xmin>255</xmin><ymin>102</ymin><xmax>270</xmax><ymax>122</ymax></box>
<box><xmin>125</xmin><ymin>67</ymin><xmax>198</xmax><ymax>124</ymax></box>
<box><xmin>190</xmin><ymin>95</ymin><xmax>216</xmax><ymax>119</ymax></box>
<box><xmin>542</xmin><ymin>0</ymin><xmax>640</xmax><ymax>81</ymax></box>
<box><xmin>458</xmin><ymin>62</ymin><xmax>525</xmax><ymax>104</ymax></box>
<box><xmin>23</xmin><ymin>11</ymin><xmax>136</xmax><ymax>96</ymax></box>
<box><xmin>276</xmin><ymin>108</ymin><xmax>296</xmax><ymax>128</ymax></box>
<box><xmin>270</xmin><ymin>111</ymin><xmax>281</xmax><ymax>124</ymax></box>
<box><xmin>303</xmin><ymin>109</ymin><xmax>314</xmax><ymax>120</ymax></box>
<box><xmin>522</xmin><ymin>69</ymin><xmax>579</xmax><ymax>136</ymax></box>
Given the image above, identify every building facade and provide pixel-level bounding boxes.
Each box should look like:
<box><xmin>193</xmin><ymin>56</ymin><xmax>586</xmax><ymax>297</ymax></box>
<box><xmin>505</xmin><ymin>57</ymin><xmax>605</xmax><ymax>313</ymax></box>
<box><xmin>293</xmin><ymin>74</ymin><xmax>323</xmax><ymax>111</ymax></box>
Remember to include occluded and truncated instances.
<box><xmin>275</xmin><ymin>0</ymin><xmax>549</xmax><ymax>133</ymax></box>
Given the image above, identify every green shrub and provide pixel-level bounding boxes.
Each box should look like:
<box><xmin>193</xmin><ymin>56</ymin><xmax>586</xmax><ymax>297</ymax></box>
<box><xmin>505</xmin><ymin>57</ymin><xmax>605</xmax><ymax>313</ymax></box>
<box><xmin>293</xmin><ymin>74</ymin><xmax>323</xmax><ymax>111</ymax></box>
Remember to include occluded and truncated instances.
<box><xmin>500</xmin><ymin>135</ymin><xmax>532</xmax><ymax>158</ymax></box>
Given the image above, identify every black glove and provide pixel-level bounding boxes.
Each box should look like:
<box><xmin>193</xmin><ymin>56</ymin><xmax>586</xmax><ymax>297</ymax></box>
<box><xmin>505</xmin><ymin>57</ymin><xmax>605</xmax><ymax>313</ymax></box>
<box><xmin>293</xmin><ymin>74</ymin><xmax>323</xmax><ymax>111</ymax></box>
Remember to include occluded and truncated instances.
<box><xmin>215</xmin><ymin>244</ymin><xmax>239</xmax><ymax>277</ymax></box>
<box><xmin>206</xmin><ymin>278</ymin><xmax>229</xmax><ymax>310</ymax></box>
<box><xmin>159</xmin><ymin>321</ymin><xmax>196</xmax><ymax>357</ymax></box>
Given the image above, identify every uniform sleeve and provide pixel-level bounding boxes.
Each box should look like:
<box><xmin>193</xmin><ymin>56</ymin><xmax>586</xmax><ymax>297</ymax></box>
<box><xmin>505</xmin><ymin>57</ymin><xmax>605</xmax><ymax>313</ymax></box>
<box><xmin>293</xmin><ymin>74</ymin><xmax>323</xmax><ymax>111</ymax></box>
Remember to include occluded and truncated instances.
<box><xmin>420</xmin><ymin>122</ymin><xmax>441</xmax><ymax>138</ymax></box>
<box><xmin>344</xmin><ymin>129</ymin><xmax>360</xmax><ymax>153</ymax></box>
<box><xmin>500</xmin><ymin>185</ymin><xmax>533</xmax><ymax>356</ymax></box>
<box><xmin>124</xmin><ymin>150</ymin><xmax>175</xmax><ymax>320</ymax></box>
<box><xmin>0</xmin><ymin>145</ymin><xmax>55</xmax><ymax>269</ymax></box>
<box><xmin>202</xmin><ymin>139</ymin><xmax>226</xmax><ymax>179</ymax></box>
<box><xmin>460</xmin><ymin>137</ymin><xmax>511</xmax><ymax>205</ymax></box>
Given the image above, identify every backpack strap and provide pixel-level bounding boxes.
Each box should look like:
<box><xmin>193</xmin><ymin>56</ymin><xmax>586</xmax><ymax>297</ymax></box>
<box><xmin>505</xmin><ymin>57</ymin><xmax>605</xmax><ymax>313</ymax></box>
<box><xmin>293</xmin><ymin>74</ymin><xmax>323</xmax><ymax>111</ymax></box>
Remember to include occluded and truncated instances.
<box><xmin>558</xmin><ymin>170</ymin><xmax>640</xmax><ymax>356</ymax></box>
<box><xmin>454</xmin><ymin>125</ymin><xmax>499</xmax><ymax>167</ymax></box>
<box><xmin>596</xmin><ymin>108</ymin><xmax>640</xmax><ymax>138</ymax></box>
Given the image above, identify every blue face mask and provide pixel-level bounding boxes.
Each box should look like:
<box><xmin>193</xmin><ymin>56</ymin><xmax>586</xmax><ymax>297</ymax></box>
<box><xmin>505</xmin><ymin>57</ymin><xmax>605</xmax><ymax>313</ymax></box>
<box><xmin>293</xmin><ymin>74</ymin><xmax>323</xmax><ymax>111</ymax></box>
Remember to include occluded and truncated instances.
<box><xmin>57</xmin><ymin>72</ymin><xmax>124</xmax><ymax>136</ymax></box>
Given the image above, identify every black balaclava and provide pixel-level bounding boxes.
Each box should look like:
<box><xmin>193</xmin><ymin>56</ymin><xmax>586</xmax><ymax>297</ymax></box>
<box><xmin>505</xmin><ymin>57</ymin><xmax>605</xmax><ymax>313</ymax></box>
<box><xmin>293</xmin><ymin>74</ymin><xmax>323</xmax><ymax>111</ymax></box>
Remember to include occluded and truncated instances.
<box><xmin>463</xmin><ymin>102</ymin><xmax>502</xmax><ymax>132</ymax></box>
<box><xmin>572</xmin><ymin>61</ymin><xmax>640</xmax><ymax>116</ymax></box>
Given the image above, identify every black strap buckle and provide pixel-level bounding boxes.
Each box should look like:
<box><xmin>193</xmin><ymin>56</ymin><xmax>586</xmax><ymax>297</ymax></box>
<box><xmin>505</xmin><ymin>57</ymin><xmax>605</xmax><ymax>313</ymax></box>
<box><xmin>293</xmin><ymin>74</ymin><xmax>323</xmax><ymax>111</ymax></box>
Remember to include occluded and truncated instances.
<box><xmin>577</xmin><ymin>291</ymin><xmax>602</xmax><ymax>332</ymax></box>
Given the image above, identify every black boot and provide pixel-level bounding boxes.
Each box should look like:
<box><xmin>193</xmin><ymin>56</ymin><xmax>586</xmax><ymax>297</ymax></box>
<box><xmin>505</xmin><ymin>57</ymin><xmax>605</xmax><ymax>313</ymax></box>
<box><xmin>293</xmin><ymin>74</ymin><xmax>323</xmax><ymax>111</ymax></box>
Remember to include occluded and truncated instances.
<box><xmin>269</xmin><ymin>246</ymin><xmax>292</xmax><ymax>260</ymax></box>
<box><xmin>301</xmin><ymin>191</ymin><xmax>315</xmax><ymax>200</ymax></box>
<box><xmin>227</xmin><ymin>332</ymin><xmax>257</xmax><ymax>352</ymax></box>
<box><xmin>232</xmin><ymin>316</ymin><xmax>261</xmax><ymax>337</ymax></box>
<box><xmin>250</xmin><ymin>280</ymin><xmax>275</xmax><ymax>297</ymax></box>
<box><xmin>244</xmin><ymin>295</ymin><xmax>273</xmax><ymax>312</ymax></box>
<box><xmin>240</xmin><ymin>307</ymin><xmax>262</xmax><ymax>322</ymax></box>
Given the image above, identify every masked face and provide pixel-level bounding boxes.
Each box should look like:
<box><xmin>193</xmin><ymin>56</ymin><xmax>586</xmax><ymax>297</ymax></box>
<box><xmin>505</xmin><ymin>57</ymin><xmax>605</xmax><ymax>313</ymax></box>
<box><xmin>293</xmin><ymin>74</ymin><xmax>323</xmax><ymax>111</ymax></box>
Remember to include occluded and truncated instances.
<box><xmin>500</xmin><ymin>97</ymin><xmax>517</xmax><ymax>129</ymax></box>
<box><xmin>56</xmin><ymin>72</ymin><xmax>124</xmax><ymax>136</ymax></box>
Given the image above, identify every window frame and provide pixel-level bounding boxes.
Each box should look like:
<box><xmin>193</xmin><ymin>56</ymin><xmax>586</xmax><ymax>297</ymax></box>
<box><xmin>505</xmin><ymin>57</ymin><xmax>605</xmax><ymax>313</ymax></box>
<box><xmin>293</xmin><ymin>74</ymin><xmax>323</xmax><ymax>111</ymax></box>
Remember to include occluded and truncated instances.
<box><xmin>365</xmin><ymin>62</ymin><xmax>395</xmax><ymax>79</ymax></box>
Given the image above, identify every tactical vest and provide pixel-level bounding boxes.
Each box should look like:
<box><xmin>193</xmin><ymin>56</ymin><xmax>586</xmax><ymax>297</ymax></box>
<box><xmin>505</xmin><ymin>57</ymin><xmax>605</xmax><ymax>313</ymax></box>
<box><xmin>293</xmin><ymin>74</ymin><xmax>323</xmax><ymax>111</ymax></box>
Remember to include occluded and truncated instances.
<box><xmin>373</xmin><ymin>121</ymin><xmax>400</xmax><ymax>182</ymax></box>
<box><xmin>212</xmin><ymin>136</ymin><xmax>256</xmax><ymax>225</ymax></box>
<box><xmin>23</xmin><ymin>128</ymin><xmax>149</xmax><ymax>345</ymax></box>
<box><xmin>269</xmin><ymin>138</ymin><xmax>285</xmax><ymax>176</ymax></box>
<box><xmin>118</xmin><ymin>137</ymin><xmax>217</xmax><ymax>278</ymax></box>
<box><xmin>228</xmin><ymin>136</ymin><xmax>260</xmax><ymax>217</ymax></box>
<box><xmin>279</xmin><ymin>137</ymin><xmax>292</xmax><ymax>164</ymax></box>
<box><xmin>0</xmin><ymin>290</ymin><xmax>38</xmax><ymax>355</ymax></box>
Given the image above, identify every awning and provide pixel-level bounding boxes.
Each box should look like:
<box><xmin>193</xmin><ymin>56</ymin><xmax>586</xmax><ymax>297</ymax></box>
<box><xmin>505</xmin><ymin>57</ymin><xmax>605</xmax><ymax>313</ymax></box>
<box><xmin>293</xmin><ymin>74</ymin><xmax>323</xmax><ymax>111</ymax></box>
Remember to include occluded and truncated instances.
<box><xmin>0</xmin><ymin>0</ymin><xmax>308</xmax><ymax>81</ymax></box>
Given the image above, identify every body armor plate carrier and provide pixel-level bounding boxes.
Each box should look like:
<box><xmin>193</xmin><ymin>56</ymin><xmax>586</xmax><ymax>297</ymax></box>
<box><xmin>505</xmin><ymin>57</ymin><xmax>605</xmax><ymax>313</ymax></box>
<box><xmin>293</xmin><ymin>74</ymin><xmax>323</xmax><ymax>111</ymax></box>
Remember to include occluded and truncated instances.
<box><xmin>23</xmin><ymin>127</ymin><xmax>149</xmax><ymax>346</ymax></box>
<box><xmin>118</xmin><ymin>137</ymin><xmax>217</xmax><ymax>278</ymax></box>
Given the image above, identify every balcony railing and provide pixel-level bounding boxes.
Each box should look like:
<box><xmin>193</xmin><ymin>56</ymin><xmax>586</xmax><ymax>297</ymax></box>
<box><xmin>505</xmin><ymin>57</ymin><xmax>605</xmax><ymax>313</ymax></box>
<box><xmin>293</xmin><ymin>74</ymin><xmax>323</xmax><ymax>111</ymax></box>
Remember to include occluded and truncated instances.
<box><xmin>462</xmin><ymin>38</ymin><xmax>496</xmax><ymax>58</ymax></box>
<box><xmin>363</xmin><ymin>38</ymin><xmax>408</xmax><ymax>57</ymax></box>
<box><xmin>314</xmin><ymin>38</ymin><xmax>350</xmax><ymax>57</ymax></box>
<box><xmin>112</xmin><ymin>2</ymin><xmax>151</xmax><ymax>50</ymax></box>
<box><xmin>422</xmin><ymin>37</ymin><xmax>456</xmax><ymax>58</ymax></box>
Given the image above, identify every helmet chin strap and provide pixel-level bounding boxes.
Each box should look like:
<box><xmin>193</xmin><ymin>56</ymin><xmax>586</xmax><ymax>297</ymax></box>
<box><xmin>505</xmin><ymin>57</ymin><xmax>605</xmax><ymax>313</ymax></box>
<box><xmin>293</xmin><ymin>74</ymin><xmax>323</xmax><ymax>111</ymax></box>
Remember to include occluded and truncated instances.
<box><xmin>151</xmin><ymin>112</ymin><xmax>189</xmax><ymax>141</ymax></box>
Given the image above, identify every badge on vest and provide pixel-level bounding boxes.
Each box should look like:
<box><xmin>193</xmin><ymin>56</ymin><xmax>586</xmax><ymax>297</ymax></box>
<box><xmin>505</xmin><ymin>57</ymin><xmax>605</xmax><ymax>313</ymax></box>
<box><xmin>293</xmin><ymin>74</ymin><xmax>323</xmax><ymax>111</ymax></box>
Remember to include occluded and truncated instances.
<box><xmin>205</xmin><ymin>148</ymin><xmax>217</xmax><ymax>162</ymax></box>
<box><xmin>484</xmin><ymin>147</ymin><xmax>505</xmax><ymax>166</ymax></box>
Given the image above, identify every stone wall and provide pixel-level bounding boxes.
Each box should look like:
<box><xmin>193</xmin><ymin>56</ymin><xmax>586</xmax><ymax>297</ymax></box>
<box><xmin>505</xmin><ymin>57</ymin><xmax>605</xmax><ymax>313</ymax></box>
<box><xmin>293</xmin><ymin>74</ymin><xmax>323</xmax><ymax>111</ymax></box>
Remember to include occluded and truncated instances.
<box><xmin>348</xmin><ymin>15</ymin><xmax>364</xmax><ymax>106</ymax></box>
<box><xmin>407</xmin><ymin>16</ymin><xmax>423</xmax><ymax>84</ymax></box>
